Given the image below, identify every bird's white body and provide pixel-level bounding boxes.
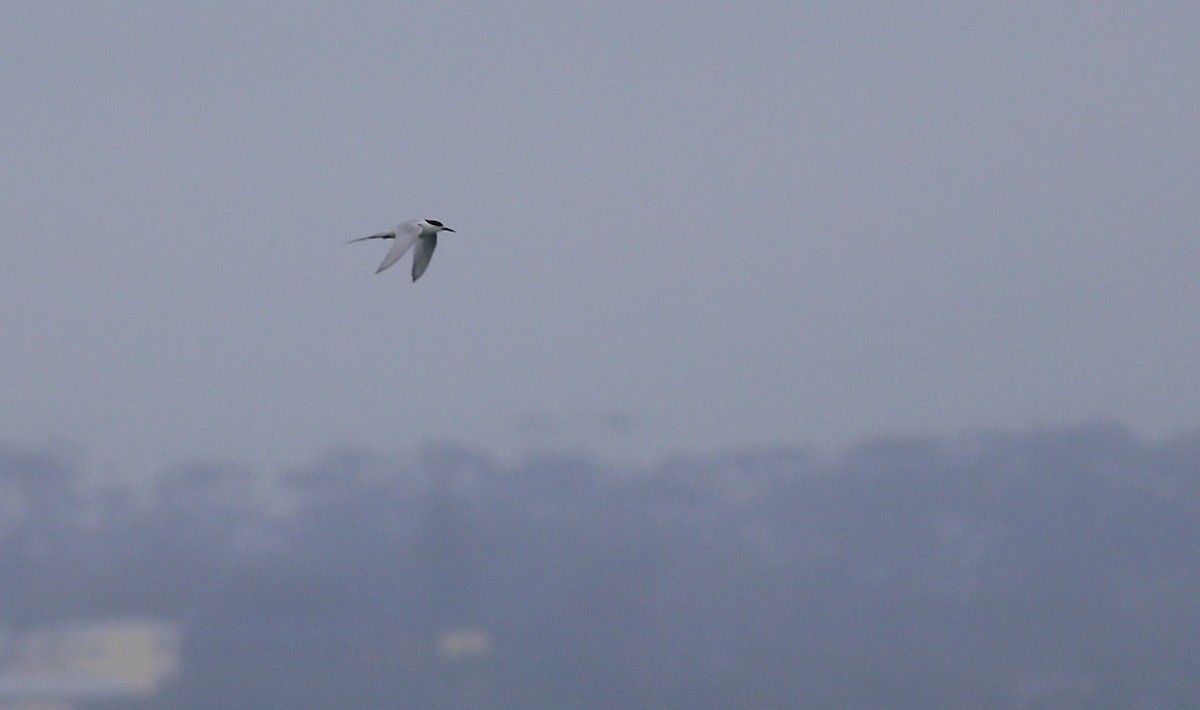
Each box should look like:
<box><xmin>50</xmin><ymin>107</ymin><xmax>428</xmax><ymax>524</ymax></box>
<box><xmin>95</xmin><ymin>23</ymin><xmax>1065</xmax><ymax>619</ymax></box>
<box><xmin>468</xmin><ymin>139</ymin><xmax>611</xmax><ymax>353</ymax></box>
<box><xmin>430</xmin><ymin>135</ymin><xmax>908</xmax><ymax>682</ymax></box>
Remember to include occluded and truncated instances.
<box><xmin>348</xmin><ymin>218</ymin><xmax>455</xmax><ymax>282</ymax></box>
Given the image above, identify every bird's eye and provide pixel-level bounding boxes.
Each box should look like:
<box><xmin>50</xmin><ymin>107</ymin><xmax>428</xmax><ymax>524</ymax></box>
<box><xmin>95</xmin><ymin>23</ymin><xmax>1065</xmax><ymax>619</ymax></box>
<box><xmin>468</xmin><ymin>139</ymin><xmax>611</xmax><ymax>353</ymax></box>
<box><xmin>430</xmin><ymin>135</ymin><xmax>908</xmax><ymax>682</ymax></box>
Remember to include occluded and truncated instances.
<box><xmin>426</xmin><ymin>219</ymin><xmax>444</xmax><ymax>227</ymax></box>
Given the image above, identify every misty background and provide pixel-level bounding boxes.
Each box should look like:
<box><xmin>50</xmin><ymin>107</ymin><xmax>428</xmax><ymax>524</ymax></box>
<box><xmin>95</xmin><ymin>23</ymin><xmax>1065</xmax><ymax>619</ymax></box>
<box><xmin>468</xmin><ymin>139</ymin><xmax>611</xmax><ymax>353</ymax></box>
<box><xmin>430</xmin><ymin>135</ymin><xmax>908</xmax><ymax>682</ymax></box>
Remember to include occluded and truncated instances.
<box><xmin>3</xmin><ymin>425</ymin><xmax>1199</xmax><ymax>708</ymax></box>
<box><xmin>2</xmin><ymin>2</ymin><xmax>1199</xmax><ymax>708</ymax></box>
<box><xmin>3</xmin><ymin>3</ymin><xmax>1198</xmax><ymax>471</ymax></box>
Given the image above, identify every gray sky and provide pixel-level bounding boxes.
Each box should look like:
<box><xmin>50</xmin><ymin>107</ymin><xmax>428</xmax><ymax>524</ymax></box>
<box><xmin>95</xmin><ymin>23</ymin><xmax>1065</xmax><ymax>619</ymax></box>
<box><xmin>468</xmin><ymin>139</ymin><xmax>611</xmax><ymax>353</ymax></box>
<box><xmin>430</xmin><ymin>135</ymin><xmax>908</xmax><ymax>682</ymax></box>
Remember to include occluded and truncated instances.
<box><xmin>3</xmin><ymin>3</ymin><xmax>1198</xmax><ymax>473</ymax></box>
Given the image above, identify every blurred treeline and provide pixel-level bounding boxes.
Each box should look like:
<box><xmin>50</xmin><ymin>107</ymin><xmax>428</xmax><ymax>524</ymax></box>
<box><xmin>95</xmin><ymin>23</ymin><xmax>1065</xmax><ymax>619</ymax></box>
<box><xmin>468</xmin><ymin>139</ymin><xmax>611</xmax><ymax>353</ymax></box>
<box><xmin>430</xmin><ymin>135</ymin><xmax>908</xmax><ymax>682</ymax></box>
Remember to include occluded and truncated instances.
<box><xmin>2</xmin><ymin>422</ymin><xmax>1198</xmax><ymax>709</ymax></box>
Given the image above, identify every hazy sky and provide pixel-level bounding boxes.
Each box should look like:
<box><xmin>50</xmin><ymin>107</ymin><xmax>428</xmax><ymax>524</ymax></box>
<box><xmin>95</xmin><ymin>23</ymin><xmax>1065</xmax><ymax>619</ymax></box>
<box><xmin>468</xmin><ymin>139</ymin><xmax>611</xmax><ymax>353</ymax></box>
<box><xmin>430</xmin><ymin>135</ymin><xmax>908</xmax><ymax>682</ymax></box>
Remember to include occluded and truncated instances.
<box><xmin>3</xmin><ymin>3</ymin><xmax>1198</xmax><ymax>473</ymax></box>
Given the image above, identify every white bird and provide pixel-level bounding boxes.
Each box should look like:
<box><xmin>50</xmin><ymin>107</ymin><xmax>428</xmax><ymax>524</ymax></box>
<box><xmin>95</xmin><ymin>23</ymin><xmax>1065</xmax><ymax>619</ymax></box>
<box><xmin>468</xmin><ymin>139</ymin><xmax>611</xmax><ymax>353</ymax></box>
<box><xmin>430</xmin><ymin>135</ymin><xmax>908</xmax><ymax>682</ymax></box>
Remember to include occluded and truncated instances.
<box><xmin>347</xmin><ymin>218</ymin><xmax>456</xmax><ymax>282</ymax></box>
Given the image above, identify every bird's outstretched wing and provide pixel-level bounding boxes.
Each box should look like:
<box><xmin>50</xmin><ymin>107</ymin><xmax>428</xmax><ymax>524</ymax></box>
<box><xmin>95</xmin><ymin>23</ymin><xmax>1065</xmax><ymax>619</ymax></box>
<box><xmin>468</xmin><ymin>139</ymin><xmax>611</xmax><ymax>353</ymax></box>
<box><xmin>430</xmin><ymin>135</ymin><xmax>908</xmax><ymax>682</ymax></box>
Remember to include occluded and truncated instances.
<box><xmin>346</xmin><ymin>231</ymin><xmax>393</xmax><ymax>244</ymax></box>
<box><xmin>372</xmin><ymin>221</ymin><xmax>422</xmax><ymax>274</ymax></box>
<box><xmin>411</xmin><ymin>234</ymin><xmax>438</xmax><ymax>282</ymax></box>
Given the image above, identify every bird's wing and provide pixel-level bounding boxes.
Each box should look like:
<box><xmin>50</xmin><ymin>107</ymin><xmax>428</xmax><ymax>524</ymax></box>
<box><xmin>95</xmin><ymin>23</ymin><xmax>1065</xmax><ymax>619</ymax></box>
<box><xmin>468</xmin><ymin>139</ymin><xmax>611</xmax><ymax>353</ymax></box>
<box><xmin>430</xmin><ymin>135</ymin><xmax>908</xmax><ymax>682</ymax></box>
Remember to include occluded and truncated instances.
<box><xmin>411</xmin><ymin>234</ymin><xmax>438</xmax><ymax>282</ymax></box>
<box><xmin>375</xmin><ymin>221</ymin><xmax>422</xmax><ymax>274</ymax></box>
<box><xmin>346</xmin><ymin>230</ymin><xmax>394</xmax><ymax>244</ymax></box>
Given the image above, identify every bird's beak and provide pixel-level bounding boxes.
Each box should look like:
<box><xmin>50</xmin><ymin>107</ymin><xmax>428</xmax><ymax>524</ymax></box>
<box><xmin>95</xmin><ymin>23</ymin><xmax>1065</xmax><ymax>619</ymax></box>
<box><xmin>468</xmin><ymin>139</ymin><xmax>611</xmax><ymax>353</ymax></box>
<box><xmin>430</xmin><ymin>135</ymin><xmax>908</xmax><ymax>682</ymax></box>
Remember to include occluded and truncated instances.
<box><xmin>444</xmin><ymin>227</ymin><xmax>456</xmax><ymax>233</ymax></box>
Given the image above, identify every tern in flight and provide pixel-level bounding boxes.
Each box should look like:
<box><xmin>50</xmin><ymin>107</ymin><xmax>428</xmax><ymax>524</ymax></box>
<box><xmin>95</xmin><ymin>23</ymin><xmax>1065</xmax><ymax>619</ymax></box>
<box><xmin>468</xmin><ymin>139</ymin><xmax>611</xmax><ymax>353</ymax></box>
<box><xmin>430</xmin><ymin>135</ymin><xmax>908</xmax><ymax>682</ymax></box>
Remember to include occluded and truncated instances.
<box><xmin>348</xmin><ymin>218</ymin><xmax>455</xmax><ymax>282</ymax></box>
